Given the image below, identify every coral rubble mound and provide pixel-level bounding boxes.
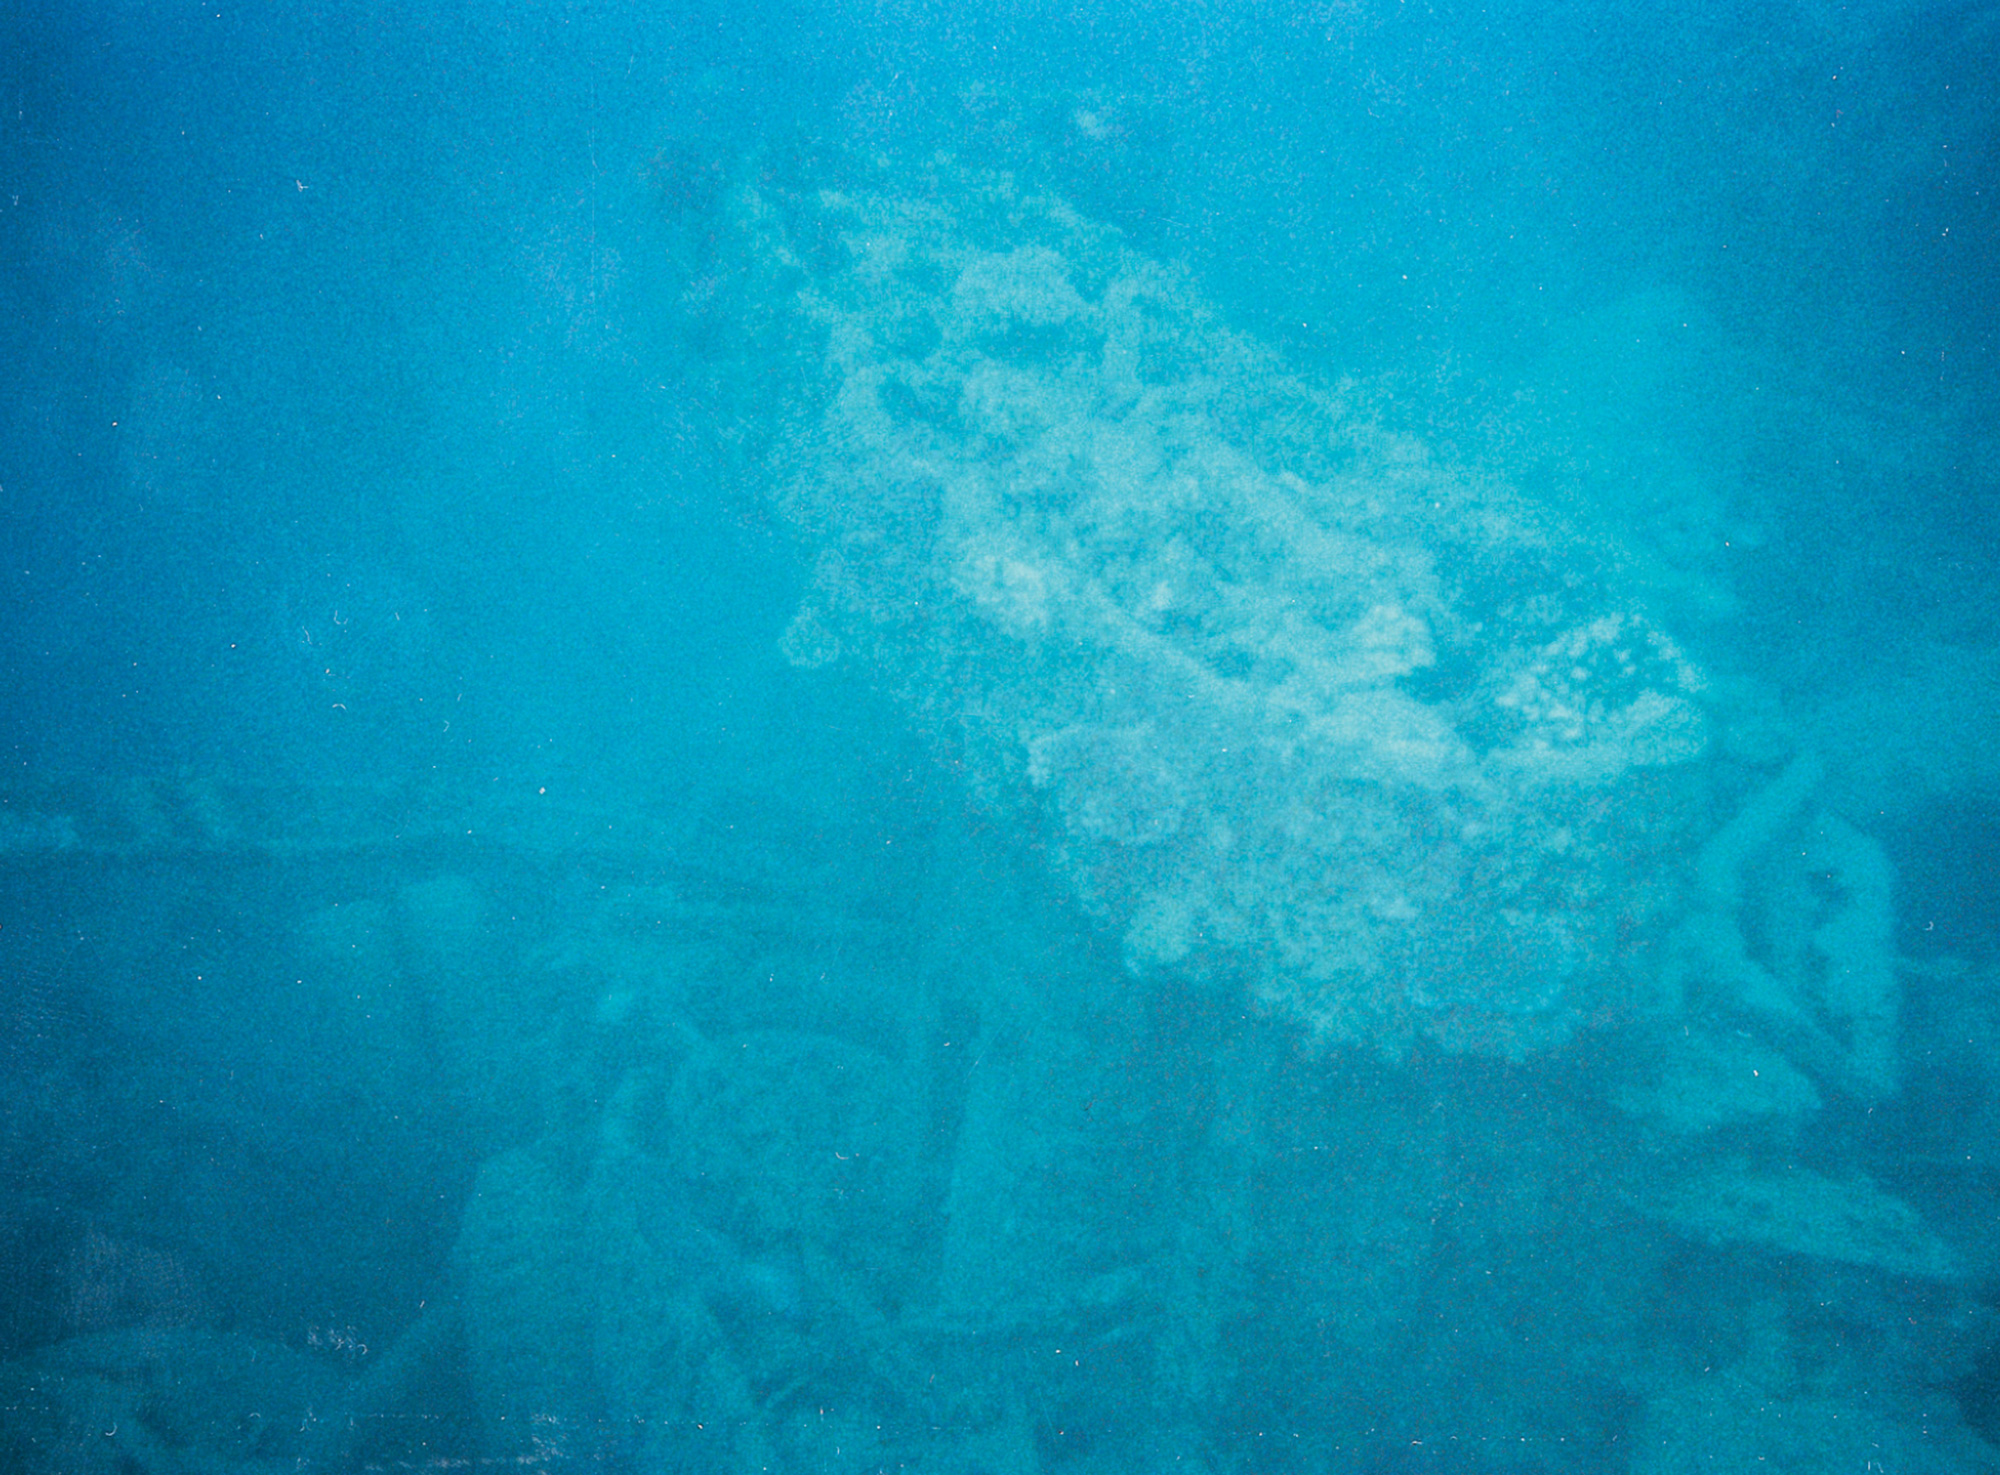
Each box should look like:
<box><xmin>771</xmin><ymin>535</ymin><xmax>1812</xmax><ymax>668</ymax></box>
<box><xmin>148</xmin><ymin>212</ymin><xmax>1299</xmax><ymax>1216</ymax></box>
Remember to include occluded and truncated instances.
<box><xmin>712</xmin><ymin>152</ymin><xmax>1716</xmax><ymax>1060</ymax></box>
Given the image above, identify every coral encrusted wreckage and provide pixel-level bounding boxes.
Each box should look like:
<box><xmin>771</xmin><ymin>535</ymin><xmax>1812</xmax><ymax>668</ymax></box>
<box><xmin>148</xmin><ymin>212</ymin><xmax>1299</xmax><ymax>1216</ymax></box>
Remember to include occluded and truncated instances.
<box><xmin>6</xmin><ymin>129</ymin><xmax>1984</xmax><ymax>1475</ymax></box>
<box><xmin>716</xmin><ymin>152</ymin><xmax>1717</xmax><ymax>1061</ymax></box>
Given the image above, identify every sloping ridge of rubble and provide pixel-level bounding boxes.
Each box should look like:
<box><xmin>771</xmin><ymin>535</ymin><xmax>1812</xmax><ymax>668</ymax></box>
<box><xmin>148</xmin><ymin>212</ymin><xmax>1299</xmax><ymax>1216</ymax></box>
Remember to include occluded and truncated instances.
<box><xmin>709</xmin><ymin>149</ymin><xmax>1721</xmax><ymax>1060</ymax></box>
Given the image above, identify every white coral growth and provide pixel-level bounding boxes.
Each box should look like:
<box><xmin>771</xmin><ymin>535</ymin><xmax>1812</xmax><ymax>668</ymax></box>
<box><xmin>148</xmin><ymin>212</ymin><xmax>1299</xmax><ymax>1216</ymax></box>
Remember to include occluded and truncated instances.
<box><xmin>744</xmin><ymin>160</ymin><xmax>1714</xmax><ymax>1056</ymax></box>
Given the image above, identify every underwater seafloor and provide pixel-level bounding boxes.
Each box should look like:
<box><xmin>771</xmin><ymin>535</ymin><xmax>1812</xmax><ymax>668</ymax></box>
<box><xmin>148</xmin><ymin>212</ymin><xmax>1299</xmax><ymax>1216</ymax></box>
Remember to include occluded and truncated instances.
<box><xmin>4</xmin><ymin>10</ymin><xmax>2000</xmax><ymax>1475</ymax></box>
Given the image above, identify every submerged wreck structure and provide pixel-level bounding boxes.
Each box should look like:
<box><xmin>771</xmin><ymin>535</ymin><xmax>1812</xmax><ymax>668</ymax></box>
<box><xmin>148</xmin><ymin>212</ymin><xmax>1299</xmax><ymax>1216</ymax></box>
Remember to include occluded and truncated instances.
<box><xmin>701</xmin><ymin>142</ymin><xmax>1867</xmax><ymax>1074</ymax></box>
<box><xmin>620</xmin><ymin>142</ymin><xmax>1983</xmax><ymax>1469</ymax></box>
<box><xmin>4</xmin><ymin>127</ymin><xmax>1985</xmax><ymax>1475</ymax></box>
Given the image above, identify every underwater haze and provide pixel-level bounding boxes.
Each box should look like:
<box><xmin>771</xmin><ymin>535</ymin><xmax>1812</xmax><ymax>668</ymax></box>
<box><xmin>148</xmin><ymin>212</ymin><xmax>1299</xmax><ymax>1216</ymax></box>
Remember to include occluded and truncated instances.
<box><xmin>2</xmin><ymin>1</ymin><xmax>1997</xmax><ymax>1471</ymax></box>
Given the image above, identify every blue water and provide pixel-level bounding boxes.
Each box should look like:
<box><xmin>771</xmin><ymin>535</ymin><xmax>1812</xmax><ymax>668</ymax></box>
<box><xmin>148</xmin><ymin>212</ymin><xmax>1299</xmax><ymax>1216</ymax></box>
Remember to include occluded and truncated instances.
<box><xmin>2</xmin><ymin>2</ymin><xmax>1996</xmax><ymax>1471</ymax></box>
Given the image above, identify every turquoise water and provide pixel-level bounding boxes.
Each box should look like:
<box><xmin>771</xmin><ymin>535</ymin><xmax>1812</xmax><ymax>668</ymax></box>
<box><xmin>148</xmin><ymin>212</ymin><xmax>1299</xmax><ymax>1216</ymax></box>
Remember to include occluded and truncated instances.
<box><xmin>2</xmin><ymin>3</ymin><xmax>1996</xmax><ymax>1471</ymax></box>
